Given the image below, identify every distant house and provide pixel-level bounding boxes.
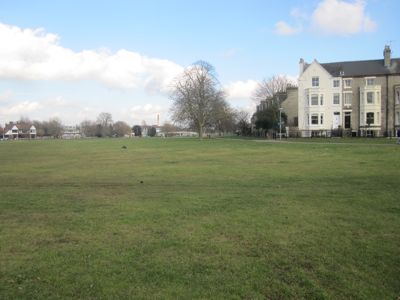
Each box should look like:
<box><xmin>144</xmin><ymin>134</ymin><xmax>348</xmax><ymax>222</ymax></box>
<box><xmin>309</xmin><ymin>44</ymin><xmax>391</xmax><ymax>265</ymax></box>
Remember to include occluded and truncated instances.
<box><xmin>141</xmin><ymin>125</ymin><xmax>163</xmax><ymax>137</ymax></box>
<box><xmin>62</xmin><ymin>125</ymin><xmax>81</xmax><ymax>139</ymax></box>
<box><xmin>167</xmin><ymin>131</ymin><xmax>198</xmax><ymax>137</ymax></box>
<box><xmin>298</xmin><ymin>45</ymin><xmax>400</xmax><ymax>137</ymax></box>
<box><xmin>4</xmin><ymin>122</ymin><xmax>36</xmax><ymax>139</ymax></box>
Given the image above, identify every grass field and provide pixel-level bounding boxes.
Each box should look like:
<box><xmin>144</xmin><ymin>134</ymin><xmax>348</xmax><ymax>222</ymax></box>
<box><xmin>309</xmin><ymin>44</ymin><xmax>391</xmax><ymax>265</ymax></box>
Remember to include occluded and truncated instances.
<box><xmin>1</xmin><ymin>138</ymin><xmax>399</xmax><ymax>299</ymax></box>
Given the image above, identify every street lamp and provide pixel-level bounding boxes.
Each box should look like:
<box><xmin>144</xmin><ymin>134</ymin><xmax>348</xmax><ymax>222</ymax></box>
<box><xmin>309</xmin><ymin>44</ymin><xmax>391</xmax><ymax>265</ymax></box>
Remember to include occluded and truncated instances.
<box><xmin>279</xmin><ymin>107</ymin><xmax>283</xmax><ymax>141</ymax></box>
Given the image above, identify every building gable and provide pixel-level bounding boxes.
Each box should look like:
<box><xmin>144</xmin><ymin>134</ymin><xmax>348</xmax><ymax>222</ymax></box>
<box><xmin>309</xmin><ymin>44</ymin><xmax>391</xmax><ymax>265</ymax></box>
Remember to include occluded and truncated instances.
<box><xmin>301</xmin><ymin>60</ymin><xmax>332</xmax><ymax>80</ymax></box>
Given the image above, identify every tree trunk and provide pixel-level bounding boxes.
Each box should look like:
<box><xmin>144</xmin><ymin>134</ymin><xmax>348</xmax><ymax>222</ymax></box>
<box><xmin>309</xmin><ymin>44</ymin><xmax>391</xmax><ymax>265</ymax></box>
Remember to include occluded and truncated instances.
<box><xmin>198</xmin><ymin>125</ymin><xmax>203</xmax><ymax>139</ymax></box>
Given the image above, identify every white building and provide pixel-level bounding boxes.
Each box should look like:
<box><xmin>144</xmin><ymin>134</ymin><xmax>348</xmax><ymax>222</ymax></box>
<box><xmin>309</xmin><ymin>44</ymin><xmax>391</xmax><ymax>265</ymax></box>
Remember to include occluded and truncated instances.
<box><xmin>62</xmin><ymin>125</ymin><xmax>81</xmax><ymax>139</ymax></box>
<box><xmin>298</xmin><ymin>46</ymin><xmax>400</xmax><ymax>137</ymax></box>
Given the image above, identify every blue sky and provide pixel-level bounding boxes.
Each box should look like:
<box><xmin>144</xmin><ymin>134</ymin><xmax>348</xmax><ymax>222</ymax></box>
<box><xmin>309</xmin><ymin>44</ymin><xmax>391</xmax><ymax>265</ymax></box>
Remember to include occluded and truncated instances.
<box><xmin>0</xmin><ymin>0</ymin><xmax>399</xmax><ymax>125</ymax></box>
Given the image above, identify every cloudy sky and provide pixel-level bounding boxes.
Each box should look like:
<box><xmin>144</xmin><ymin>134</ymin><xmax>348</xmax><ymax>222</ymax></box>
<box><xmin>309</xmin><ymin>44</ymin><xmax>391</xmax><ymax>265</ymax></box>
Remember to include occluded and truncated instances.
<box><xmin>0</xmin><ymin>0</ymin><xmax>398</xmax><ymax>125</ymax></box>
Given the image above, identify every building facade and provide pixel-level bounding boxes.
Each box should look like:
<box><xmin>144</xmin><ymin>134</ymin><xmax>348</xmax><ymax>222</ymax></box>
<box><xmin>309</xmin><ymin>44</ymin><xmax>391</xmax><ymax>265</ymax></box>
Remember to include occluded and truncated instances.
<box><xmin>298</xmin><ymin>46</ymin><xmax>400</xmax><ymax>137</ymax></box>
<box><xmin>3</xmin><ymin>122</ymin><xmax>36</xmax><ymax>139</ymax></box>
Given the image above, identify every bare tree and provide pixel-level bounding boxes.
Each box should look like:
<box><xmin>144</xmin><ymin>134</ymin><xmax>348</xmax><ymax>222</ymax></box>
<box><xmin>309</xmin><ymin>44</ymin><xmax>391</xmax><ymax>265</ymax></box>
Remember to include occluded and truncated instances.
<box><xmin>47</xmin><ymin>118</ymin><xmax>64</xmax><ymax>138</ymax></box>
<box><xmin>235</xmin><ymin>110</ymin><xmax>251</xmax><ymax>136</ymax></box>
<box><xmin>96</xmin><ymin>112</ymin><xmax>113</xmax><ymax>137</ymax></box>
<box><xmin>162</xmin><ymin>122</ymin><xmax>177</xmax><ymax>137</ymax></box>
<box><xmin>33</xmin><ymin>120</ymin><xmax>45</xmax><ymax>137</ymax></box>
<box><xmin>80</xmin><ymin>120</ymin><xmax>97</xmax><ymax>137</ymax></box>
<box><xmin>212</xmin><ymin>100</ymin><xmax>236</xmax><ymax>135</ymax></box>
<box><xmin>252</xmin><ymin>75</ymin><xmax>296</xmax><ymax>103</ymax></box>
<box><xmin>113</xmin><ymin>121</ymin><xmax>132</xmax><ymax>137</ymax></box>
<box><xmin>170</xmin><ymin>61</ymin><xmax>226</xmax><ymax>138</ymax></box>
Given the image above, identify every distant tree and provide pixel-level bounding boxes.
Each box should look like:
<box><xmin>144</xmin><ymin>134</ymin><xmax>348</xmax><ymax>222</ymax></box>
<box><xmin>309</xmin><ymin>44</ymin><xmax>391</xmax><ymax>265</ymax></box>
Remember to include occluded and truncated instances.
<box><xmin>113</xmin><ymin>121</ymin><xmax>132</xmax><ymax>137</ymax></box>
<box><xmin>235</xmin><ymin>110</ymin><xmax>251</xmax><ymax>136</ymax></box>
<box><xmin>80</xmin><ymin>120</ymin><xmax>97</xmax><ymax>137</ymax></box>
<box><xmin>132</xmin><ymin>125</ymin><xmax>142</xmax><ymax>137</ymax></box>
<box><xmin>33</xmin><ymin>121</ymin><xmax>45</xmax><ymax>137</ymax></box>
<box><xmin>96</xmin><ymin>112</ymin><xmax>113</xmax><ymax>137</ymax></box>
<box><xmin>18</xmin><ymin>116</ymin><xmax>31</xmax><ymax>124</ymax></box>
<box><xmin>212</xmin><ymin>101</ymin><xmax>236</xmax><ymax>135</ymax></box>
<box><xmin>162</xmin><ymin>122</ymin><xmax>177</xmax><ymax>137</ymax></box>
<box><xmin>170</xmin><ymin>60</ymin><xmax>226</xmax><ymax>138</ymax></box>
<box><xmin>253</xmin><ymin>103</ymin><xmax>287</xmax><ymax>133</ymax></box>
<box><xmin>47</xmin><ymin>118</ymin><xmax>64</xmax><ymax>138</ymax></box>
<box><xmin>147</xmin><ymin>127</ymin><xmax>157</xmax><ymax>137</ymax></box>
<box><xmin>253</xmin><ymin>75</ymin><xmax>296</xmax><ymax>103</ymax></box>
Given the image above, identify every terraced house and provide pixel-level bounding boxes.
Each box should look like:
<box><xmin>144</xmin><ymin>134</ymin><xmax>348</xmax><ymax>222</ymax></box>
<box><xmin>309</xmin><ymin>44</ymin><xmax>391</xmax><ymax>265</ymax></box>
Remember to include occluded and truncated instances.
<box><xmin>298</xmin><ymin>46</ymin><xmax>400</xmax><ymax>137</ymax></box>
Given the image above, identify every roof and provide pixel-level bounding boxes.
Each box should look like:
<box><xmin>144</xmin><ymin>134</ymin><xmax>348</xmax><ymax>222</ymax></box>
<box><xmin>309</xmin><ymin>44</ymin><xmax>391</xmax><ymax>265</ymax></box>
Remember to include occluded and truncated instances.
<box><xmin>320</xmin><ymin>58</ymin><xmax>400</xmax><ymax>77</ymax></box>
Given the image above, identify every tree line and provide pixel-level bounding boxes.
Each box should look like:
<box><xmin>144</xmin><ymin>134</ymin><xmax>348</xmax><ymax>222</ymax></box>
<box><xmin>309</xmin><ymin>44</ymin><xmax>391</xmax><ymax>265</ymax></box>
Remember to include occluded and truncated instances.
<box><xmin>169</xmin><ymin>61</ymin><xmax>295</xmax><ymax>139</ymax></box>
<box><xmin>3</xmin><ymin>62</ymin><xmax>292</xmax><ymax>139</ymax></box>
<box><xmin>80</xmin><ymin>113</ymin><xmax>132</xmax><ymax>138</ymax></box>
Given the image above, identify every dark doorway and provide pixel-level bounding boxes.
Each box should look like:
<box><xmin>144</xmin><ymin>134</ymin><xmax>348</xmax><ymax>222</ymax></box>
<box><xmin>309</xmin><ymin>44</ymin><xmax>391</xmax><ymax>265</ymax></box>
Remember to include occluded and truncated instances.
<box><xmin>344</xmin><ymin>113</ymin><xmax>351</xmax><ymax>129</ymax></box>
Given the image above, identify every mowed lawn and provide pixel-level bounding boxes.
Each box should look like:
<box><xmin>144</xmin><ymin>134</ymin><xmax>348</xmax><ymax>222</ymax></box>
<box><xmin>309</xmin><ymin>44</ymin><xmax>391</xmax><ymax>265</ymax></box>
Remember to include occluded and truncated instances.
<box><xmin>0</xmin><ymin>138</ymin><xmax>399</xmax><ymax>299</ymax></box>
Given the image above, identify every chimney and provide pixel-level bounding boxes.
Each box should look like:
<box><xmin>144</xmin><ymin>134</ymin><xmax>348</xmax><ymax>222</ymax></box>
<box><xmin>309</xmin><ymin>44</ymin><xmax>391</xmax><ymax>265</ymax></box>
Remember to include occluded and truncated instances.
<box><xmin>299</xmin><ymin>58</ymin><xmax>305</xmax><ymax>75</ymax></box>
<box><xmin>384</xmin><ymin>45</ymin><xmax>391</xmax><ymax>68</ymax></box>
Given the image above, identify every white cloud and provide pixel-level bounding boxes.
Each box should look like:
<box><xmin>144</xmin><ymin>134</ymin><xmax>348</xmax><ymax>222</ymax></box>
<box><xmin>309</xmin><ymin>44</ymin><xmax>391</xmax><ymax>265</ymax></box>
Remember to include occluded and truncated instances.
<box><xmin>274</xmin><ymin>21</ymin><xmax>303</xmax><ymax>36</ymax></box>
<box><xmin>0</xmin><ymin>101</ymin><xmax>42</xmax><ymax>116</ymax></box>
<box><xmin>44</xmin><ymin>96</ymin><xmax>68</xmax><ymax>107</ymax></box>
<box><xmin>311</xmin><ymin>0</ymin><xmax>377</xmax><ymax>35</ymax></box>
<box><xmin>0</xmin><ymin>22</ymin><xmax>183</xmax><ymax>93</ymax></box>
<box><xmin>275</xmin><ymin>0</ymin><xmax>376</xmax><ymax>36</ymax></box>
<box><xmin>224</xmin><ymin>80</ymin><xmax>258</xmax><ymax>101</ymax></box>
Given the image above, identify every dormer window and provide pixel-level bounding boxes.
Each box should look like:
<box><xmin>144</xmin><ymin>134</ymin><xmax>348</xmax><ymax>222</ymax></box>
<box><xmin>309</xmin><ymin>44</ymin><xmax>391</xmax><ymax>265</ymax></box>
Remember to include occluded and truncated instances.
<box><xmin>312</xmin><ymin>77</ymin><xmax>319</xmax><ymax>87</ymax></box>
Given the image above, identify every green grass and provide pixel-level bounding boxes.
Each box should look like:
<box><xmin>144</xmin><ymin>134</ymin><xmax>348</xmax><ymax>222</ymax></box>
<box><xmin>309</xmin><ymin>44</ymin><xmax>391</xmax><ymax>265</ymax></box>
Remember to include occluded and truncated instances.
<box><xmin>1</xmin><ymin>138</ymin><xmax>399</xmax><ymax>299</ymax></box>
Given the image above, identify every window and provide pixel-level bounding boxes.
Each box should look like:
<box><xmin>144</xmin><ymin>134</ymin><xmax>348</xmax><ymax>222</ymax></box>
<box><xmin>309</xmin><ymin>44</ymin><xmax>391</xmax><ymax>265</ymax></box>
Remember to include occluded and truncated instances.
<box><xmin>396</xmin><ymin>89</ymin><xmax>400</xmax><ymax>105</ymax></box>
<box><xmin>344</xmin><ymin>93</ymin><xmax>352</xmax><ymax>106</ymax></box>
<box><xmin>367</xmin><ymin>92</ymin><xmax>374</xmax><ymax>104</ymax></box>
<box><xmin>320</xmin><ymin>95</ymin><xmax>324</xmax><ymax>106</ymax></box>
<box><xmin>312</xmin><ymin>77</ymin><xmax>319</xmax><ymax>87</ymax></box>
<box><xmin>311</xmin><ymin>94</ymin><xmax>319</xmax><ymax>105</ymax></box>
<box><xmin>366</xmin><ymin>112</ymin><xmax>374</xmax><ymax>125</ymax></box>
<box><xmin>333</xmin><ymin>93</ymin><xmax>340</xmax><ymax>105</ymax></box>
<box><xmin>366</xmin><ymin>78</ymin><xmax>375</xmax><ymax>86</ymax></box>
<box><xmin>396</xmin><ymin>112</ymin><xmax>400</xmax><ymax>125</ymax></box>
<box><xmin>311</xmin><ymin>114</ymin><xmax>319</xmax><ymax>125</ymax></box>
<box><xmin>333</xmin><ymin>79</ymin><xmax>340</xmax><ymax>87</ymax></box>
<box><xmin>344</xmin><ymin>79</ymin><xmax>352</xmax><ymax>88</ymax></box>
<box><xmin>320</xmin><ymin>114</ymin><xmax>324</xmax><ymax>125</ymax></box>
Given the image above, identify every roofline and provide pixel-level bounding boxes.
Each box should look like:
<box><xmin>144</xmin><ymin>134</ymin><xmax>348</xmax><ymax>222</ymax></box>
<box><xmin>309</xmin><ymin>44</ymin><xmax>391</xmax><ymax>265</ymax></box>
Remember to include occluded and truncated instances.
<box><xmin>340</xmin><ymin>72</ymin><xmax>400</xmax><ymax>78</ymax></box>
<box><xmin>321</xmin><ymin>57</ymin><xmax>400</xmax><ymax>65</ymax></box>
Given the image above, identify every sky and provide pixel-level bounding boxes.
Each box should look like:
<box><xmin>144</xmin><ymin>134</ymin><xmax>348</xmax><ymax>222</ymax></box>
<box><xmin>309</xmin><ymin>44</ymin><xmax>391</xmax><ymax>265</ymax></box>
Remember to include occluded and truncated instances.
<box><xmin>0</xmin><ymin>0</ymin><xmax>399</xmax><ymax>126</ymax></box>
